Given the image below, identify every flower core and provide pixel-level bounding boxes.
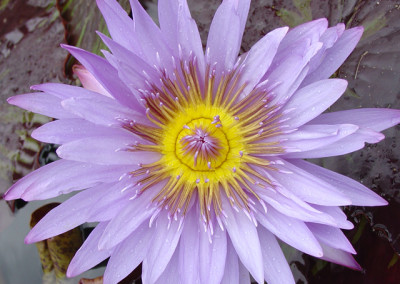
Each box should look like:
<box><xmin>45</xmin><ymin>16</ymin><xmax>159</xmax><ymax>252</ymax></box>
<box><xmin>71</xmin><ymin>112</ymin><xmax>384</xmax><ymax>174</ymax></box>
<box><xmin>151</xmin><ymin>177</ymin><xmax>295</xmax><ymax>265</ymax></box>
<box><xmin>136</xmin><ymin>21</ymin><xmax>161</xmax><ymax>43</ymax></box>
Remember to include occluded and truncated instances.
<box><xmin>124</xmin><ymin>57</ymin><xmax>285</xmax><ymax>224</ymax></box>
<box><xmin>177</xmin><ymin>117</ymin><xmax>229</xmax><ymax>170</ymax></box>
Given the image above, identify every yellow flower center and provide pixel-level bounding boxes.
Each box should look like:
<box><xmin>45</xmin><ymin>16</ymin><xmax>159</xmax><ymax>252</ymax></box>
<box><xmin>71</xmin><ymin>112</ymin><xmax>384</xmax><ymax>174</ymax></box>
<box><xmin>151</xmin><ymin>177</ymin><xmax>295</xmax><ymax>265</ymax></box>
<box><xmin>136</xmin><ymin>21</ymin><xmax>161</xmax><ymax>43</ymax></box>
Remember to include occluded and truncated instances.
<box><xmin>162</xmin><ymin>104</ymin><xmax>244</xmax><ymax>172</ymax></box>
<box><xmin>123</xmin><ymin>58</ymin><xmax>285</xmax><ymax>223</ymax></box>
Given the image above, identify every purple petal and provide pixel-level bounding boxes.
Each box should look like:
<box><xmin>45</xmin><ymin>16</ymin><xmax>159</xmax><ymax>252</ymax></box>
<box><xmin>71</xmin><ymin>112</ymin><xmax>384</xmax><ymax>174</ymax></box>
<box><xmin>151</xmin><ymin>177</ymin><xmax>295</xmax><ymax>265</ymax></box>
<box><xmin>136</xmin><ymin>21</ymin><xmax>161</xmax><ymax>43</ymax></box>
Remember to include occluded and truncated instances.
<box><xmin>4</xmin><ymin>160</ymin><xmax>131</xmax><ymax>201</ymax></box>
<box><xmin>270</xmin><ymin>37</ymin><xmax>317</xmax><ymax>70</ymax></box>
<box><xmin>8</xmin><ymin>93</ymin><xmax>75</xmax><ymax>119</ymax></box>
<box><xmin>97</xmin><ymin>32</ymin><xmax>160</xmax><ymax>91</ymax></box>
<box><xmin>311</xmin><ymin>205</ymin><xmax>354</xmax><ymax>230</ymax></box>
<box><xmin>302</xmin><ymin>27</ymin><xmax>363</xmax><ymax>85</ymax></box>
<box><xmin>307</xmin><ymin>223</ymin><xmax>356</xmax><ymax>254</ymax></box>
<box><xmin>235</xmin><ymin>0</ymin><xmax>251</xmax><ymax>36</ymax></box>
<box><xmin>104</xmin><ymin>222</ymin><xmax>154</xmax><ymax>283</ymax></box>
<box><xmin>154</xmin><ymin>246</ymin><xmax>180</xmax><ymax>284</ymax></box>
<box><xmin>258</xmin><ymin>226</ymin><xmax>295</xmax><ymax>284</ymax></box>
<box><xmin>284</xmin><ymin>128</ymin><xmax>384</xmax><ymax>158</ymax></box>
<box><xmin>111</xmin><ymin>59</ymin><xmax>157</xmax><ymax>99</ymax></box>
<box><xmin>142</xmin><ymin>212</ymin><xmax>183</xmax><ymax>283</ymax></box>
<box><xmin>221</xmin><ymin>239</ymin><xmax>240</xmax><ymax>284</ymax></box>
<box><xmin>31</xmin><ymin>119</ymin><xmax>129</xmax><ymax>144</ymax></box>
<box><xmin>206</xmin><ymin>0</ymin><xmax>248</xmax><ymax>72</ymax></box>
<box><xmin>96</xmin><ymin>0</ymin><xmax>141</xmax><ymax>55</ymax></box>
<box><xmin>179</xmin><ymin>210</ymin><xmax>200</xmax><ymax>283</ymax></box>
<box><xmin>262</xmin><ymin>31</ymin><xmax>323</xmax><ymax>102</ymax></box>
<box><xmin>254</xmin><ymin>181</ymin><xmax>320</xmax><ymax>214</ymax></box>
<box><xmin>320</xmin><ymin>23</ymin><xmax>345</xmax><ymax>48</ymax></box>
<box><xmin>31</xmin><ymin>83</ymin><xmax>101</xmax><ymax>99</ymax></box>
<box><xmin>98</xmin><ymin>183</ymin><xmax>161</xmax><ymax>249</ymax></box>
<box><xmin>238</xmin><ymin>27</ymin><xmax>288</xmax><ymax>97</ymax></box>
<box><xmin>56</xmin><ymin>136</ymin><xmax>161</xmax><ymax>165</ymax></box>
<box><xmin>238</xmin><ymin>260</ymin><xmax>251</xmax><ymax>284</ymax></box>
<box><xmin>86</xmin><ymin>179</ymin><xmax>135</xmax><ymax>223</ymax></box>
<box><xmin>310</xmin><ymin>108</ymin><xmax>400</xmax><ymax>132</ymax></box>
<box><xmin>73</xmin><ymin>65</ymin><xmax>112</xmax><ymax>97</ymax></box>
<box><xmin>61</xmin><ymin>96</ymin><xmax>148</xmax><ymax>127</ymax></box>
<box><xmin>158</xmin><ymin>0</ymin><xmax>178</xmax><ymax>50</ymax></box>
<box><xmin>265</xmin><ymin>160</ymin><xmax>352</xmax><ymax>206</ymax></box>
<box><xmin>278</xmin><ymin>18</ymin><xmax>328</xmax><ymax>52</ymax></box>
<box><xmin>281</xmin><ymin>79</ymin><xmax>348</xmax><ymax>128</ymax></box>
<box><xmin>307</xmin><ymin>24</ymin><xmax>345</xmax><ymax>74</ymax></box>
<box><xmin>280</xmin><ymin>123</ymin><xmax>356</xmax><ymax>140</ymax></box>
<box><xmin>222</xmin><ymin>195</ymin><xmax>264</xmax><ymax>284</ymax></box>
<box><xmin>129</xmin><ymin>0</ymin><xmax>173</xmax><ymax>70</ymax></box>
<box><xmin>319</xmin><ymin>242</ymin><xmax>361</xmax><ymax>270</ymax></box>
<box><xmin>290</xmin><ymin>159</ymin><xmax>388</xmax><ymax>206</ymax></box>
<box><xmin>277</xmin><ymin>124</ymin><xmax>359</xmax><ymax>153</ymax></box>
<box><xmin>67</xmin><ymin>222</ymin><xmax>111</xmax><ymax>277</ymax></box>
<box><xmin>253</xmin><ymin>185</ymin><xmax>338</xmax><ymax>227</ymax></box>
<box><xmin>62</xmin><ymin>44</ymin><xmax>142</xmax><ymax>110</ymax></box>
<box><xmin>158</xmin><ymin>0</ymin><xmax>205</xmax><ymax>72</ymax></box>
<box><xmin>25</xmin><ymin>182</ymin><xmax>117</xmax><ymax>243</ymax></box>
<box><xmin>262</xmin><ymin>54</ymin><xmax>307</xmax><ymax>105</ymax></box>
<box><xmin>255</xmin><ymin>205</ymin><xmax>323</xmax><ymax>257</ymax></box>
<box><xmin>199</xmin><ymin>218</ymin><xmax>227</xmax><ymax>284</ymax></box>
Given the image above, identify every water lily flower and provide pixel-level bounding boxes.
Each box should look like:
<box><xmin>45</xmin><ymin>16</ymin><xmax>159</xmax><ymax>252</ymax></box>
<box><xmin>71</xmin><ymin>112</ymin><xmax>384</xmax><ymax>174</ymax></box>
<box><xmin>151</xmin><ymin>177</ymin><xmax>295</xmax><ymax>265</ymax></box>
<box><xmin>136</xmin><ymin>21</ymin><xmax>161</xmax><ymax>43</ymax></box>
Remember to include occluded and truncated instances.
<box><xmin>5</xmin><ymin>0</ymin><xmax>400</xmax><ymax>283</ymax></box>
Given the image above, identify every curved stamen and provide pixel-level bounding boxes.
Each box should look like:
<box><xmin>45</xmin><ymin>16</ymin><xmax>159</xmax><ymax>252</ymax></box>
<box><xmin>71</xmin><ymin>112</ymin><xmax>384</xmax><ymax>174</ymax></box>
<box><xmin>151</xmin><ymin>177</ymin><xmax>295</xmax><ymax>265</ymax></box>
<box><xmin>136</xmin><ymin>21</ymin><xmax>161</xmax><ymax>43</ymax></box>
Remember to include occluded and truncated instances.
<box><xmin>181</xmin><ymin>126</ymin><xmax>221</xmax><ymax>167</ymax></box>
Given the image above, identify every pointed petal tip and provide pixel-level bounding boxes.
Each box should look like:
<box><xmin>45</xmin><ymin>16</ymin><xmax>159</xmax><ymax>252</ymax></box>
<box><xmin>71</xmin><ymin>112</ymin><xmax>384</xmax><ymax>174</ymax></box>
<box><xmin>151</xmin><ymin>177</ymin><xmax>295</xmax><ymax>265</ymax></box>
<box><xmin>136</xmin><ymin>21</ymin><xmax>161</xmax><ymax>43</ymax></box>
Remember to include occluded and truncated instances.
<box><xmin>315</xmin><ymin>18</ymin><xmax>328</xmax><ymax>25</ymax></box>
<box><xmin>24</xmin><ymin>233</ymin><xmax>37</xmax><ymax>244</ymax></box>
<box><xmin>342</xmin><ymin>221</ymin><xmax>354</xmax><ymax>230</ymax></box>
<box><xmin>66</xmin><ymin>260</ymin><xmax>81</xmax><ymax>278</ymax></box>
<box><xmin>2</xmin><ymin>191</ymin><xmax>15</xmax><ymax>201</ymax></box>
<box><xmin>25</xmin><ymin>225</ymin><xmax>50</xmax><ymax>244</ymax></box>
<box><xmin>30</xmin><ymin>83</ymin><xmax>50</xmax><ymax>91</ymax></box>
<box><xmin>55</xmin><ymin>146</ymin><xmax>68</xmax><ymax>160</ymax></box>
<box><xmin>301</xmin><ymin>17</ymin><xmax>328</xmax><ymax>31</ymax></box>
<box><xmin>59</xmin><ymin>43</ymin><xmax>75</xmax><ymax>55</ymax></box>
<box><xmin>3</xmin><ymin>185</ymin><xmax>23</xmax><ymax>201</ymax></box>
<box><xmin>329</xmin><ymin>78</ymin><xmax>348</xmax><ymax>97</ymax></box>
<box><xmin>335</xmin><ymin>77</ymin><xmax>349</xmax><ymax>88</ymax></box>
<box><xmin>60</xmin><ymin>44</ymin><xmax>79</xmax><ymax>53</ymax></box>
<box><xmin>60</xmin><ymin>43</ymin><xmax>70</xmax><ymax>49</ymax></box>
<box><xmin>353</xmin><ymin>261</ymin><xmax>363</xmax><ymax>271</ymax></box>
<box><xmin>30</xmin><ymin>128</ymin><xmax>42</xmax><ymax>141</ymax></box>
<box><xmin>380</xmin><ymin>198</ymin><xmax>389</xmax><ymax>206</ymax></box>
<box><xmin>352</xmin><ymin>25</ymin><xmax>364</xmax><ymax>35</ymax></box>
<box><xmin>270</xmin><ymin>25</ymin><xmax>290</xmax><ymax>40</ymax></box>
<box><xmin>376</xmin><ymin>133</ymin><xmax>385</xmax><ymax>142</ymax></box>
<box><xmin>97</xmin><ymin>239</ymin><xmax>107</xmax><ymax>250</ymax></box>
<box><xmin>95</xmin><ymin>30</ymin><xmax>105</xmax><ymax>38</ymax></box>
<box><xmin>253</xmin><ymin>272</ymin><xmax>265</xmax><ymax>284</ymax></box>
<box><xmin>342</xmin><ymin>255</ymin><xmax>362</xmax><ymax>271</ymax></box>
<box><xmin>97</xmin><ymin>232</ymin><xmax>116</xmax><ymax>251</ymax></box>
<box><xmin>315</xmin><ymin>250</ymin><xmax>324</xmax><ymax>258</ymax></box>
<box><xmin>279</xmin><ymin>26</ymin><xmax>290</xmax><ymax>34</ymax></box>
<box><xmin>66</xmin><ymin>268</ymin><xmax>75</xmax><ymax>278</ymax></box>
<box><xmin>366</xmin><ymin>195</ymin><xmax>388</xmax><ymax>207</ymax></box>
<box><xmin>6</xmin><ymin>95</ymin><xmax>26</xmax><ymax>107</ymax></box>
<box><xmin>6</xmin><ymin>96</ymin><xmax>14</xmax><ymax>104</ymax></box>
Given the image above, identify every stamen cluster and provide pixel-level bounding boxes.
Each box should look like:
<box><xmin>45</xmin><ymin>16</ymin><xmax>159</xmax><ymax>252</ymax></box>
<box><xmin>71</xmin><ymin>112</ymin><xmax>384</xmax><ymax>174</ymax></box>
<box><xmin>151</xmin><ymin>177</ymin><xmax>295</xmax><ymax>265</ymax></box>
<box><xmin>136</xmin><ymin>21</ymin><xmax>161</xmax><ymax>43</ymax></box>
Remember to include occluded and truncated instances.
<box><xmin>123</xmin><ymin>54</ymin><xmax>284</xmax><ymax>228</ymax></box>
